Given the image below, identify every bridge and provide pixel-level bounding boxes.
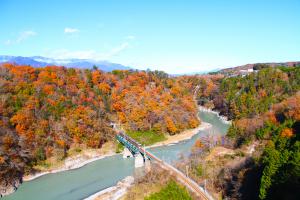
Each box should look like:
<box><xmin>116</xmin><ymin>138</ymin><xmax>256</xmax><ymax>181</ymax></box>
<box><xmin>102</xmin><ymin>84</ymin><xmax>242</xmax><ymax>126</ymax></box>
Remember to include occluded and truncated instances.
<box><xmin>116</xmin><ymin>132</ymin><xmax>214</xmax><ymax>200</ymax></box>
<box><xmin>116</xmin><ymin>132</ymin><xmax>150</xmax><ymax>159</ymax></box>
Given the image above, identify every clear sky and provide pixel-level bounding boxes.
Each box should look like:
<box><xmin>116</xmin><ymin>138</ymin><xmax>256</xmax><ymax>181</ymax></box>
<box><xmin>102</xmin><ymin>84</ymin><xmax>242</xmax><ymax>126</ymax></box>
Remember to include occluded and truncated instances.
<box><xmin>1</xmin><ymin>0</ymin><xmax>300</xmax><ymax>73</ymax></box>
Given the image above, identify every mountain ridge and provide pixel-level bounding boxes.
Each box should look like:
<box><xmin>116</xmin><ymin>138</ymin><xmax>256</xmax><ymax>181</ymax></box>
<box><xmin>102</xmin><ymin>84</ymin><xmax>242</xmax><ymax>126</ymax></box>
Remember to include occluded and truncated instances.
<box><xmin>0</xmin><ymin>55</ymin><xmax>132</xmax><ymax>72</ymax></box>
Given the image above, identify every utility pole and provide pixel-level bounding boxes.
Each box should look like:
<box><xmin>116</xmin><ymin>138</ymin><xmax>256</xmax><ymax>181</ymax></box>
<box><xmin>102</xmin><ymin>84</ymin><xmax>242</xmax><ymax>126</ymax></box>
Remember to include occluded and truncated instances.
<box><xmin>144</xmin><ymin>144</ymin><xmax>146</xmax><ymax>162</ymax></box>
<box><xmin>186</xmin><ymin>165</ymin><xmax>189</xmax><ymax>177</ymax></box>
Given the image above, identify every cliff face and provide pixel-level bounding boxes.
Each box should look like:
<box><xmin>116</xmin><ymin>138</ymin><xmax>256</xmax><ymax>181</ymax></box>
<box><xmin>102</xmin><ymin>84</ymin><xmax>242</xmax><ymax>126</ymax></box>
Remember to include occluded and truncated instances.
<box><xmin>0</xmin><ymin>126</ymin><xmax>29</xmax><ymax>197</ymax></box>
<box><xmin>0</xmin><ymin>178</ymin><xmax>21</xmax><ymax>197</ymax></box>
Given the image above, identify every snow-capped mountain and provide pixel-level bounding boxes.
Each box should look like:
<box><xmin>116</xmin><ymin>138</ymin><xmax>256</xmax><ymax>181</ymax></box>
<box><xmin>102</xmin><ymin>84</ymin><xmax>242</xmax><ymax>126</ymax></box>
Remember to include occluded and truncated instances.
<box><xmin>0</xmin><ymin>55</ymin><xmax>132</xmax><ymax>72</ymax></box>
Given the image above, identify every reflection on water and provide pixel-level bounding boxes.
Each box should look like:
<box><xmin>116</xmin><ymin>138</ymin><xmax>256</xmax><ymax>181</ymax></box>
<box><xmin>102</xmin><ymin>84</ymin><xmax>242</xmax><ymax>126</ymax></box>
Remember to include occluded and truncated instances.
<box><xmin>3</xmin><ymin>110</ymin><xmax>229</xmax><ymax>200</ymax></box>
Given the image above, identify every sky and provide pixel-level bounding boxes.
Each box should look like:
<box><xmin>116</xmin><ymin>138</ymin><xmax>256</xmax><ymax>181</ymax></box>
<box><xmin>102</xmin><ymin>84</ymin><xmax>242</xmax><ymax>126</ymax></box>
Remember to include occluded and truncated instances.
<box><xmin>0</xmin><ymin>0</ymin><xmax>300</xmax><ymax>73</ymax></box>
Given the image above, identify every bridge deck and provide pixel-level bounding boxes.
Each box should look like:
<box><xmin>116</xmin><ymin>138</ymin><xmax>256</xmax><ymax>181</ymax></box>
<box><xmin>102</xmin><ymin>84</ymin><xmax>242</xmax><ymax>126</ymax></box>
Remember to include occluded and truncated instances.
<box><xmin>116</xmin><ymin>132</ymin><xmax>149</xmax><ymax>158</ymax></box>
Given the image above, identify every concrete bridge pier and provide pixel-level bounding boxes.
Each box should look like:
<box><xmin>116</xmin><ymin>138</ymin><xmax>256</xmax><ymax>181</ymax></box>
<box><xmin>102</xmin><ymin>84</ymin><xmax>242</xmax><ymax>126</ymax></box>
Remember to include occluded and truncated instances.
<box><xmin>145</xmin><ymin>157</ymin><xmax>151</xmax><ymax>172</ymax></box>
<box><xmin>134</xmin><ymin>153</ymin><xmax>145</xmax><ymax>168</ymax></box>
<box><xmin>123</xmin><ymin>147</ymin><xmax>133</xmax><ymax>158</ymax></box>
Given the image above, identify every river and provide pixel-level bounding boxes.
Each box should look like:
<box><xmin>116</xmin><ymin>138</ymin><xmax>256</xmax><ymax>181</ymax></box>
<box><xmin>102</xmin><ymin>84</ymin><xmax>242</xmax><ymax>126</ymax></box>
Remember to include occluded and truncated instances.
<box><xmin>3</xmin><ymin>110</ymin><xmax>229</xmax><ymax>200</ymax></box>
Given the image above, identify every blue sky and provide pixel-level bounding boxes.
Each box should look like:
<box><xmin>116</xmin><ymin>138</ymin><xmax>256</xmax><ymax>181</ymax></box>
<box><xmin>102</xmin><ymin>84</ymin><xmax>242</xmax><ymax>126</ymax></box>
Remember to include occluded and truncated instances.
<box><xmin>1</xmin><ymin>0</ymin><xmax>300</xmax><ymax>73</ymax></box>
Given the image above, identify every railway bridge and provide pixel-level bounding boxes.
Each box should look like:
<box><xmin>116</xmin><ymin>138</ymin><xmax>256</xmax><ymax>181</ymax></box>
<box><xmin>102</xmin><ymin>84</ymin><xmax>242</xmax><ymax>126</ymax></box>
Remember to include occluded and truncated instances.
<box><xmin>116</xmin><ymin>132</ymin><xmax>214</xmax><ymax>200</ymax></box>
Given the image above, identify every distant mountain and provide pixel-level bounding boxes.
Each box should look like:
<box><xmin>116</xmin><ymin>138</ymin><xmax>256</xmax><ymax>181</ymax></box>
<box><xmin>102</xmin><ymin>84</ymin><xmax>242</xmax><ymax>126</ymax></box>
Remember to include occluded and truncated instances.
<box><xmin>0</xmin><ymin>55</ymin><xmax>132</xmax><ymax>72</ymax></box>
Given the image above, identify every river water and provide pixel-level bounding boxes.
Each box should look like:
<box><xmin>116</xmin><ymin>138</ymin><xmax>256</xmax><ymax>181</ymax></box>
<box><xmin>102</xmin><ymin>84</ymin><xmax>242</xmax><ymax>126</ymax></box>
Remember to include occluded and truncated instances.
<box><xmin>3</xmin><ymin>110</ymin><xmax>229</xmax><ymax>200</ymax></box>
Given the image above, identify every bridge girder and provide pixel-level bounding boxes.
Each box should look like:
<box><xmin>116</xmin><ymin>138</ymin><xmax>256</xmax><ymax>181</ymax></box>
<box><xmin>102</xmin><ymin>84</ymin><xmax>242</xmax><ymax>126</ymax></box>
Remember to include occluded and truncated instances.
<box><xmin>116</xmin><ymin>134</ymin><xmax>150</xmax><ymax>160</ymax></box>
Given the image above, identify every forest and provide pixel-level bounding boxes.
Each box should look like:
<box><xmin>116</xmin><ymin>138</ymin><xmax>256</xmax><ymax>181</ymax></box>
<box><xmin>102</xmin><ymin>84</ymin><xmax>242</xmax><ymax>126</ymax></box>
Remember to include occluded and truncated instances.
<box><xmin>1</xmin><ymin>63</ymin><xmax>299</xmax><ymax>200</ymax></box>
<box><xmin>0</xmin><ymin>63</ymin><xmax>199</xmax><ymax>187</ymax></box>
<box><xmin>190</xmin><ymin>66</ymin><xmax>300</xmax><ymax>199</ymax></box>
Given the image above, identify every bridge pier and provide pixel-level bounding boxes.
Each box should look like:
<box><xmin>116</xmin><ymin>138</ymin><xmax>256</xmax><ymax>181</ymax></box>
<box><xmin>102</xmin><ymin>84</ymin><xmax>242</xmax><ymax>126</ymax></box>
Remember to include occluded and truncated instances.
<box><xmin>123</xmin><ymin>147</ymin><xmax>133</xmax><ymax>158</ymax></box>
<box><xmin>145</xmin><ymin>157</ymin><xmax>151</xmax><ymax>172</ymax></box>
<box><xmin>134</xmin><ymin>153</ymin><xmax>144</xmax><ymax>168</ymax></box>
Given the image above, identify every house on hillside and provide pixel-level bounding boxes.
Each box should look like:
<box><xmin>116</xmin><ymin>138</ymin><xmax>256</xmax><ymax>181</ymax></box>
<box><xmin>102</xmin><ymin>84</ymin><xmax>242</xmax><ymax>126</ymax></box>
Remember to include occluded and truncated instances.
<box><xmin>239</xmin><ymin>68</ymin><xmax>259</xmax><ymax>76</ymax></box>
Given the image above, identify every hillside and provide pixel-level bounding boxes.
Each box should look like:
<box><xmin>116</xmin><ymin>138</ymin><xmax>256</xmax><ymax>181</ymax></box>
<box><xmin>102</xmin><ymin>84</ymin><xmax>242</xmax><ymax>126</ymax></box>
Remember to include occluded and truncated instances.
<box><xmin>1</xmin><ymin>62</ymin><xmax>299</xmax><ymax>199</ymax></box>
<box><xmin>217</xmin><ymin>61</ymin><xmax>300</xmax><ymax>76</ymax></box>
<box><xmin>0</xmin><ymin>63</ymin><xmax>199</xmax><ymax>195</ymax></box>
<box><xmin>183</xmin><ymin>65</ymin><xmax>300</xmax><ymax>199</ymax></box>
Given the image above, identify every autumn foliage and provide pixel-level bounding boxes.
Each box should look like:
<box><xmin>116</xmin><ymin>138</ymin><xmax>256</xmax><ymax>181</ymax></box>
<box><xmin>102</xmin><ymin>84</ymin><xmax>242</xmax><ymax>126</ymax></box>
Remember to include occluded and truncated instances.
<box><xmin>0</xmin><ymin>64</ymin><xmax>199</xmax><ymax>185</ymax></box>
<box><xmin>186</xmin><ymin>66</ymin><xmax>300</xmax><ymax>200</ymax></box>
<box><xmin>111</xmin><ymin>70</ymin><xmax>199</xmax><ymax>134</ymax></box>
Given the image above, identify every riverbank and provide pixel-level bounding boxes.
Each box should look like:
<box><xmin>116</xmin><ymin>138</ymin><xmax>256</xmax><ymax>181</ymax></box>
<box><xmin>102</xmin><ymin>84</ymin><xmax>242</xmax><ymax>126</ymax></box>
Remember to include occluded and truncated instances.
<box><xmin>148</xmin><ymin>122</ymin><xmax>211</xmax><ymax>148</ymax></box>
<box><xmin>87</xmin><ymin>118</ymin><xmax>213</xmax><ymax>200</ymax></box>
<box><xmin>90</xmin><ymin>107</ymin><xmax>232</xmax><ymax>200</ymax></box>
<box><xmin>84</xmin><ymin>176</ymin><xmax>134</xmax><ymax>200</ymax></box>
<box><xmin>6</xmin><ymin>108</ymin><xmax>214</xmax><ymax>199</ymax></box>
<box><xmin>21</xmin><ymin>114</ymin><xmax>210</xmax><ymax>184</ymax></box>
<box><xmin>1</xmin><ymin>143</ymin><xmax>117</xmax><ymax>197</ymax></box>
<box><xmin>2</xmin><ymin>107</ymin><xmax>230</xmax><ymax>199</ymax></box>
<box><xmin>23</xmin><ymin>142</ymin><xmax>116</xmax><ymax>182</ymax></box>
<box><xmin>198</xmin><ymin>106</ymin><xmax>232</xmax><ymax>124</ymax></box>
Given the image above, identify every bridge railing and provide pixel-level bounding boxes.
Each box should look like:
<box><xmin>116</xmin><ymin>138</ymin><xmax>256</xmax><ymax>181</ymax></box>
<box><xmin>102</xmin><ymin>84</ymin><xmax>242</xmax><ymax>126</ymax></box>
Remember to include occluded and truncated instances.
<box><xmin>116</xmin><ymin>132</ymin><xmax>149</xmax><ymax>157</ymax></box>
<box><xmin>116</xmin><ymin>133</ymin><xmax>140</xmax><ymax>154</ymax></box>
<box><xmin>118</xmin><ymin>132</ymin><xmax>141</xmax><ymax>147</ymax></box>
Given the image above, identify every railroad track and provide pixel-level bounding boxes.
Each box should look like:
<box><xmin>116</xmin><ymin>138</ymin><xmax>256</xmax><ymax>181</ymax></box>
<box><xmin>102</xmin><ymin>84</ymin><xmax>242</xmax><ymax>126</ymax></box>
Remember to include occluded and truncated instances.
<box><xmin>141</xmin><ymin>147</ymin><xmax>213</xmax><ymax>200</ymax></box>
<box><xmin>117</xmin><ymin>132</ymin><xmax>213</xmax><ymax>200</ymax></box>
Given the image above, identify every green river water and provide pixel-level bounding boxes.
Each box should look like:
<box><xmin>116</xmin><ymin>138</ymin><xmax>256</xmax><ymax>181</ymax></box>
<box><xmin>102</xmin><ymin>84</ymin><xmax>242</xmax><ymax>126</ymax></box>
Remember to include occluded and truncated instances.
<box><xmin>3</xmin><ymin>110</ymin><xmax>229</xmax><ymax>200</ymax></box>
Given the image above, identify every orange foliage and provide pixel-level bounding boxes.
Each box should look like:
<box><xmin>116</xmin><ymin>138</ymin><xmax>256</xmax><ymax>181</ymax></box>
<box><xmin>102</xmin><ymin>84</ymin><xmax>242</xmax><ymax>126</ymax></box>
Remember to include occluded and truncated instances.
<box><xmin>189</xmin><ymin>118</ymin><xmax>199</xmax><ymax>128</ymax></box>
<box><xmin>15</xmin><ymin>124</ymin><xmax>26</xmax><ymax>135</ymax></box>
<box><xmin>280</xmin><ymin>128</ymin><xmax>294</xmax><ymax>138</ymax></box>
<box><xmin>92</xmin><ymin>70</ymin><xmax>102</xmax><ymax>84</ymax></box>
<box><xmin>265</xmin><ymin>111</ymin><xmax>277</xmax><ymax>124</ymax></box>
<box><xmin>118</xmin><ymin>112</ymin><xmax>127</xmax><ymax>123</ymax></box>
<box><xmin>194</xmin><ymin>139</ymin><xmax>204</xmax><ymax>149</ymax></box>
<box><xmin>112</xmin><ymin>71</ymin><xmax>199</xmax><ymax>134</ymax></box>
<box><xmin>98</xmin><ymin>82</ymin><xmax>111</xmax><ymax>94</ymax></box>
<box><xmin>203</xmin><ymin>79</ymin><xmax>215</xmax><ymax>97</ymax></box>
<box><xmin>6</xmin><ymin>64</ymin><xmax>36</xmax><ymax>81</ymax></box>
<box><xmin>56</xmin><ymin>139</ymin><xmax>66</xmax><ymax>148</ymax></box>
<box><xmin>2</xmin><ymin>135</ymin><xmax>14</xmax><ymax>147</ymax></box>
<box><xmin>112</xmin><ymin>102</ymin><xmax>123</xmax><ymax>111</ymax></box>
<box><xmin>1</xmin><ymin>64</ymin><xmax>199</xmax><ymax>175</ymax></box>
<box><xmin>0</xmin><ymin>156</ymin><xmax>4</xmax><ymax>164</ymax></box>
<box><xmin>165</xmin><ymin>117</ymin><xmax>177</xmax><ymax>134</ymax></box>
<box><xmin>43</xmin><ymin>85</ymin><xmax>54</xmax><ymax>95</ymax></box>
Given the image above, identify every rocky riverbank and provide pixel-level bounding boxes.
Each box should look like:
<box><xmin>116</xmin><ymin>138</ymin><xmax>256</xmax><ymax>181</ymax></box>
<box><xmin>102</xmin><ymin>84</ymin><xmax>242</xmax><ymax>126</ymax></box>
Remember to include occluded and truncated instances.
<box><xmin>198</xmin><ymin>106</ymin><xmax>232</xmax><ymax>124</ymax></box>
<box><xmin>84</xmin><ymin>176</ymin><xmax>135</xmax><ymax>200</ymax></box>
<box><xmin>1</xmin><ymin>146</ymin><xmax>117</xmax><ymax>197</ymax></box>
<box><xmin>0</xmin><ymin>179</ymin><xmax>21</xmax><ymax>197</ymax></box>
<box><xmin>23</xmin><ymin>143</ymin><xmax>116</xmax><ymax>182</ymax></box>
